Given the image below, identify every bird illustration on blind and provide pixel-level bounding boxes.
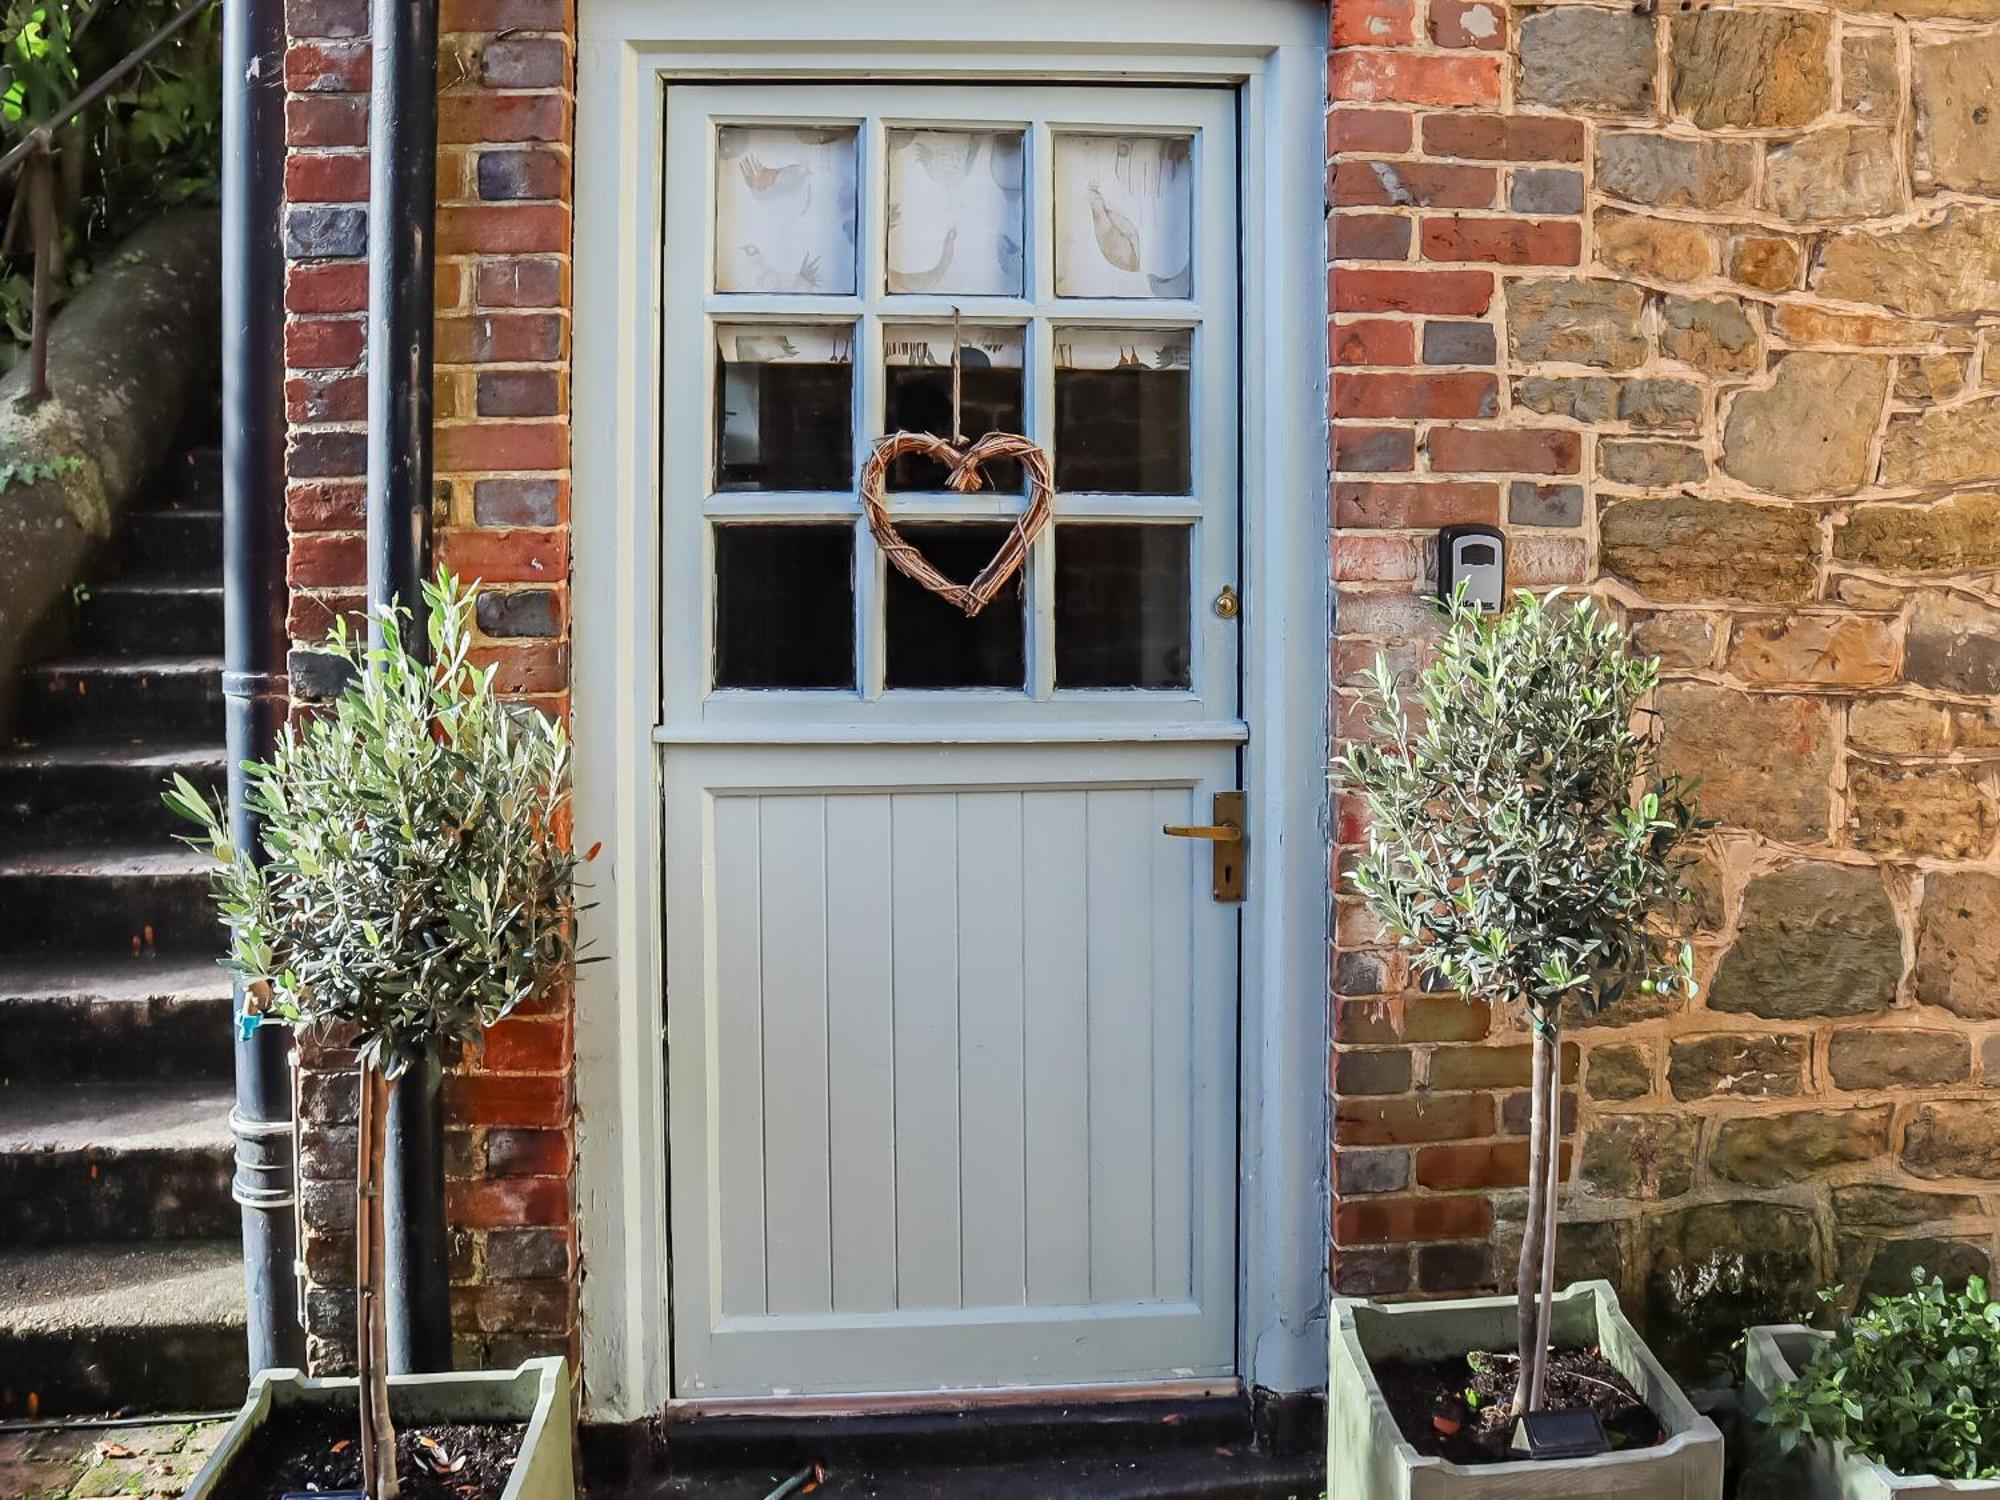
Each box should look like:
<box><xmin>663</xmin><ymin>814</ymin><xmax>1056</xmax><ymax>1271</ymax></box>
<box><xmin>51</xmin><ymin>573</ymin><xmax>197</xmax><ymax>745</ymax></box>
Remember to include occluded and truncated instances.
<box><xmin>890</xmin><ymin>228</ymin><xmax>959</xmax><ymax>295</ymax></box>
<box><xmin>1087</xmin><ymin>185</ymin><xmax>1142</xmax><ymax>273</ymax></box>
<box><xmin>714</xmin><ymin>124</ymin><xmax>858</xmax><ymax>295</ymax></box>
<box><xmin>738</xmin><ymin>153</ymin><xmax>814</xmax><ymax>214</ymax></box>
<box><xmin>727</xmin><ymin>333</ymin><xmax>802</xmax><ymax>364</ymax></box>
<box><xmin>886</xmin><ymin>130</ymin><xmax>1024</xmax><ymax>297</ymax></box>
<box><xmin>739</xmin><ymin>246</ymin><xmax>824</xmax><ymax>293</ymax></box>
<box><xmin>912</xmin><ymin>132</ymin><xmax>986</xmax><ymax>186</ymax></box>
<box><xmin>1054</xmin><ymin>133</ymin><xmax>1194</xmax><ymax>299</ymax></box>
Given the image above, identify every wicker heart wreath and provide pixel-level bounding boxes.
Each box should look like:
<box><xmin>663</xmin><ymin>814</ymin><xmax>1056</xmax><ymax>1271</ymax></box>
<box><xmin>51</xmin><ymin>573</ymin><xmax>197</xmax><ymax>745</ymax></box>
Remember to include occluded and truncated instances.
<box><xmin>859</xmin><ymin>429</ymin><xmax>1055</xmax><ymax>618</ymax></box>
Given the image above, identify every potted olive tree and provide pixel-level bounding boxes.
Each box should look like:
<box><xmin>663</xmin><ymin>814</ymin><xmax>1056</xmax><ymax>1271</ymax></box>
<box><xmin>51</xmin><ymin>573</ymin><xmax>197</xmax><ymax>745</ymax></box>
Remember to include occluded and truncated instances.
<box><xmin>1743</xmin><ymin>1271</ymin><xmax>2000</xmax><ymax>1498</ymax></box>
<box><xmin>171</xmin><ymin>573</ymin><xmax>578</xmax><ymax>1500</ymax></box>
<box><xmin>1328</xmin><ymin>590</ymin><xmax>1722</xmax><ymax>1498</ymax></box>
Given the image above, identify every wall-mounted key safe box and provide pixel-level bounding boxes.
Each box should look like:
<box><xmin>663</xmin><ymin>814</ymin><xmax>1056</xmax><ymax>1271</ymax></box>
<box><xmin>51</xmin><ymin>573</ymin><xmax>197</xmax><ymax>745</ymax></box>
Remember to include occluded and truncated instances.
<box><xmin>1437</xmin><ymin>524</ymin><xmax>1506</xmax><ymax>614</ymax></box>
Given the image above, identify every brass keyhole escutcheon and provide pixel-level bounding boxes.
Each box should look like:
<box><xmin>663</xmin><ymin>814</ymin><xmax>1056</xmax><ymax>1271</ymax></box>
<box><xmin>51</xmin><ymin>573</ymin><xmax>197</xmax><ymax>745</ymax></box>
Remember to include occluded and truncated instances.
<box><xmin>1163</xmin><ymin>791</ymin><xmax>1247</xmax><ymax>903</ymax></box>
<box><xmin>1214</xmin><ymin>585</ymin><xmax>1239</xmax><ymax>620</ymax></box>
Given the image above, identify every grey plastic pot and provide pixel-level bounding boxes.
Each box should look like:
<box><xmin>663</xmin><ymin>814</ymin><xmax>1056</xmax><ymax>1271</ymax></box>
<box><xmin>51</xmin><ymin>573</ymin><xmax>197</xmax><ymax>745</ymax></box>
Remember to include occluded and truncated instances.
<box><xmin>183</xmin><ymin>1356</ymin><xmax>573</xmax><ymax>1500</ymax></box>
<box><xmin>1329</xmin><ymin>1279</ymin><xmax>1724</xmax><ymax>1500</ymax></box>
<box><xmin>1742</xmin><ymin>1325</ymin><xmax>2000</xmax><ymax>1498</ymax></box>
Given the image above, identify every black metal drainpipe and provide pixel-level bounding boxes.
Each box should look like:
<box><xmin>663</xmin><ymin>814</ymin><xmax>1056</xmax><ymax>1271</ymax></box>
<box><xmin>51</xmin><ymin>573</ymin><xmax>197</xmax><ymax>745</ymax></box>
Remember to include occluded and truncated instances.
<box><xmin>367</xmin><ymin>0</ymin><xmax>453</xmax><ymax>1373</ymax></box>
<box><xmin>222</xmin><ymin>0</ymin><xmax>306</xmax><ymax>1373</ymax></box>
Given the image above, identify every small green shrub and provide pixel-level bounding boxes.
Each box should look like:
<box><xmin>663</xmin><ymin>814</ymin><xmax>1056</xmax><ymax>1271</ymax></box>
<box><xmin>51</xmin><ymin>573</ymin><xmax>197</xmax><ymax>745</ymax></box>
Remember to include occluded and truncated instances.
<box><xmin>1760</xmin><ymin>1271</ymin><xmax>2000</xmax><ymax>1481</ymax></box>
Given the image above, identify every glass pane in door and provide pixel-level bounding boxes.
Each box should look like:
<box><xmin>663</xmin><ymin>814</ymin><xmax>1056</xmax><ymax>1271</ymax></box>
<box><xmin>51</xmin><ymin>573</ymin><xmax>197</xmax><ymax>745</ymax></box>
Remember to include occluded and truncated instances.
<box><xmin>885</xmin><ymin>129</ymin><xmax>1026</xmax><ymax>296</ymax></box>
<box><xmin>883</xmin><ymin>524</ymin><xmax>1027</xmax><ymax>689</ymax></box>
<box><xmin>714</xmin><ymin>125</ymin><xmax>859</xmax><ymax>294</ymax></box>
<box><xmin>1053</xmin><ymin>328</ymin><xmax>1192</xmax><ymax>494</ymax></box>
<box><xmin>883</xmin><ymin>325</ymin><xmax>1026</xmax><ymax>492</ymax></box>
<box><xmin>714</xmin><ymin>324</ymin><xmax>854</xmax><ymax>492</ymax></box>
<box><xmin>714</xmin><ymin>524</ymin><xmax>855</xmax><ymax>688</ymax></box>
<box><xmin>1054</xmin><ymin>524</ymin><xmax>1192</xmax><ymax>689</ymax></box>
<box><xmin>1052</xmin><ymin>133</ymin><xmax>1193</xmax><ymax>299</ymax></box>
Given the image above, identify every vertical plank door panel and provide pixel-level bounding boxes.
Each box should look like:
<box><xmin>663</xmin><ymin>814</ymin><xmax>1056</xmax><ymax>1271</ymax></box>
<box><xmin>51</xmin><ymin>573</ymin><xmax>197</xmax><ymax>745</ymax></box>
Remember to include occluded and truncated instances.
<box><xmin>1150</xmin><ymin>784</ymin><xmax>1197</xmax><ymax>1304</ymax></box>
<box><xmin>757</xmin><ymin>795</ymin><xmax>835</xmax><ymax>1315</ymax></box>
<box><xmin>1085</xmin><ymin>787</ymin><xmax>1159</xmax><ymax>1305</ymax></box>
<box><xmin>890</xmin><ymin>791</ymin><xmax>964</xmax><ymax>1309</ymax></box>
<box><xmin>1022</xmin><ymin>788</ymin><xmax>1093</xmax><ymax>1308</ymax></box>
<box><xmin>956</xmin><ymin>791</ymin><xmax>1030</xmax><ymax>1309</ymax></box>
<box><xmin>825</xmin><ymin>792</ymin><xmax>900</xmax><ymax>1314</ymax></box>
<box><xmin>713</xmin><ymin>794</ymin><xmax>770</xmax><ymax>1319</ymax></box>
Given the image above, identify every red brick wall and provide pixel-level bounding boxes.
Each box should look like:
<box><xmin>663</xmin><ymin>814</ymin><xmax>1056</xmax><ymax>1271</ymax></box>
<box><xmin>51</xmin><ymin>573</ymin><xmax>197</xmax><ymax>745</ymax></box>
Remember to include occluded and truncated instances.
<box><xmin>1326</xmin><ymin>0</ymin><xmax>1593</xmax><ymax>1304</ymax></box>
<box><xmin>280</xmin><ymin>0</ymin><xmax>578</xmax><ymax>1370</ymax></box>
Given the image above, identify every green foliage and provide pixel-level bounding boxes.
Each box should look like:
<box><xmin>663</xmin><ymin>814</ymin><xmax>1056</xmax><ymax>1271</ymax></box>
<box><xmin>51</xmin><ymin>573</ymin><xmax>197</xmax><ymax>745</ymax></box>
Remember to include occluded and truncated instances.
<box><xmin>0</xmin><ymin>451</ymin><xmax>80</xmax><ymax>487</ymax></box>
<box><xmin>1760</xmin><ymin>1272</ymin><xmax>2000</xmax><ymax>1481</ymax></box>
<box><xmin>0</xmin><ymin>0</ymin><xmax>220</xmax><ymax>361</ymax></box>
<box><xmin>168</xmin><ymin>574</ymin><xmax>582</xmax><ymax>1079</ymax></box>
<box><xmin>1332</xmin><ymin>590</ymin><xmax>1704</xmax><ymax>1023</ymax></box>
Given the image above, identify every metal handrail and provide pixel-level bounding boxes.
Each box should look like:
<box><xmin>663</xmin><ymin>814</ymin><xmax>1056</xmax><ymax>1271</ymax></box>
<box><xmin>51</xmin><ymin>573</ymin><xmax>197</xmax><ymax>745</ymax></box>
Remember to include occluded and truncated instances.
<box><xmin>1</xmin><ymin>0</ymin><xmax>218</xmax><ymax>399</ymax></box>
<box><xmin>0</xmin><ymin>0</ymin><xmax>216</xmax><ymax>178</ymax></box>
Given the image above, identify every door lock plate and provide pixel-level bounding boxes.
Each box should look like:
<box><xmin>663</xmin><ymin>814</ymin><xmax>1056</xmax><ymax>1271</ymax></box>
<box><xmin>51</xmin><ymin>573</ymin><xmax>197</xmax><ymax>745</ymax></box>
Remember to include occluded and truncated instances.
<box><xmin>1162</xmin><ymin>791</ymin><xmax>1246</xmax><ymax>903</ymax></box>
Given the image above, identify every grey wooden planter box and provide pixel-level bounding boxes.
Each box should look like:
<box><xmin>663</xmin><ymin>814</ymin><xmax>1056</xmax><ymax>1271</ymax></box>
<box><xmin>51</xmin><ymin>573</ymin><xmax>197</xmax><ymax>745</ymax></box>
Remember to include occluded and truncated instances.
<box><xmin>1742</xmin><ymin>1324</ymin><xmax>2000</xmax><ymax>1498</ymax></box>
<box><xmin>1329</xmin><ymin>1279</ymin><xmax>1724</xmax><ymax>1500</ymax></box>
<box><xmin>185</xmin><ymin>1356</ymin><xmax>573</xmax><ymax>1500</ymax></box>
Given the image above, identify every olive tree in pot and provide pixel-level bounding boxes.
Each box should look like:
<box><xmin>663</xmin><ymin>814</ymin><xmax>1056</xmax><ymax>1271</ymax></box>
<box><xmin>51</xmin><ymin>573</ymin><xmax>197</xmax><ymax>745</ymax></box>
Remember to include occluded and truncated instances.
<box><xmin>169</xmin><ymin>573</ymin><xmax>581</xmax><ymax>1500</ymax></box>
<box><xmin>1328</xmin><ymin>589</ymin><xmax>1722</xmax><ymax>1498</ymax></box>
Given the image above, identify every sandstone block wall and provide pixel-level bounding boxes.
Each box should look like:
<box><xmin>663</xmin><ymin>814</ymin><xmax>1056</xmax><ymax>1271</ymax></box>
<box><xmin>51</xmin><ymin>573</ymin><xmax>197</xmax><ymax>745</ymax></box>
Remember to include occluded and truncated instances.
<box><xmin>1328</xmin><ymin>0</ymin><xmax>2000</xmax><ymax>1370</ymax></box>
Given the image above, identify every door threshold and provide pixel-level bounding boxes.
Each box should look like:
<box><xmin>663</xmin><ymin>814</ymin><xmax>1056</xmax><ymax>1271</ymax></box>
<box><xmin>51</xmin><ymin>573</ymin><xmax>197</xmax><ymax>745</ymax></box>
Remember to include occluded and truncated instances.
<box><xmin>588</xmin><ymin>1446</ymin><xmax>1325</xmax><ymax>1500</ymax></box>
<box><xmin>582</xmin><ymin>1386</ymin><xmax>1324</xmax><ymax>1500</ymax></box>
<box><xmin>652</xmin><ymin>1387</ymin><xmax>1253</xmax><ymax>1469</ymax></box>
<box><xmin>666</xmin><ymin>1377</ymin><xmax>1242</xmax><ymax>1421</ymax></box>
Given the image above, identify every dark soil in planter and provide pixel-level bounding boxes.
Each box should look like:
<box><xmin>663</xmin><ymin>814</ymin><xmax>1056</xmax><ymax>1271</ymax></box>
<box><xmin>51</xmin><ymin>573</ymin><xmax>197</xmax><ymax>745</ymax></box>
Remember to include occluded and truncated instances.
<box><xmin>1375</xmin><ymin>1346</ymin><xmax>1666</xmax><ymax>1466</ymax></box>
<box><xmin>215</xmin><ymin>1410</ymin><xmax>525</xmax><ymax>1500</ymax></box>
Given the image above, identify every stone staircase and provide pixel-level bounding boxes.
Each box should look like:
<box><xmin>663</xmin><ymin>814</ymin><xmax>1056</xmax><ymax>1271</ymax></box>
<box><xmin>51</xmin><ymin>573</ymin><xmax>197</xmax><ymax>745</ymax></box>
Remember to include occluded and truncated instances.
<box><xmin>0</xmin><ymin>441</ymin><xmax>248</xmax><ymax>1416</ymax></box>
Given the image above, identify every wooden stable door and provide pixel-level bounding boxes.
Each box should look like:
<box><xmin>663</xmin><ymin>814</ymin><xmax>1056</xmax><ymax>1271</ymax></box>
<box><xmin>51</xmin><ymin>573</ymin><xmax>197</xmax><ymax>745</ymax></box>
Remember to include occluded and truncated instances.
<box><xmin>657</xmin><ymin>82</ymin><xmax>1244</xmax><ymax>1399</ymax></box>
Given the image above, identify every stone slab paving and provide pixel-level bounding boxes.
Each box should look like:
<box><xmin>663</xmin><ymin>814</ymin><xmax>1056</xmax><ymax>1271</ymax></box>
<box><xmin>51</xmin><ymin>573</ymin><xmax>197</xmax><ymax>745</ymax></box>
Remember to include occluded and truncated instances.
<box><xmin>0</xmin><ymin>1420</ymin><xmax>225</xmax><ymax>1500</ymax></box>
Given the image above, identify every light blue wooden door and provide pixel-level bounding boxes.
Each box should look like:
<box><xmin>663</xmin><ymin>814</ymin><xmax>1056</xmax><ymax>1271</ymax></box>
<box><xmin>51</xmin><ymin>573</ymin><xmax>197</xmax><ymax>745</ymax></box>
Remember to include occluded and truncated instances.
<box><xmin>658</xmin><ymin>82</ymin><xmax>1243</xmax><ymax>1398</ymax></box>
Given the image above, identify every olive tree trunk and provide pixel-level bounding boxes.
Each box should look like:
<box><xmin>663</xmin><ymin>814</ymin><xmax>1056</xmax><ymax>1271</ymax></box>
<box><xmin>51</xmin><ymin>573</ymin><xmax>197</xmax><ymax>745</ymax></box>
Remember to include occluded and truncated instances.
<box><xmin>1530</xmin><ymin>1024</ymin><xmax>1563</xmax><ymax>1410</ymax></box>
<box><xmin>1511</xmin><ymin>1022</ymin><xmax>1557</xmax><ymax>1416</ymax></box>
<box><xmin>356</xmin><ymin>1060</ymin><xmax>401</xmax><ymax>1500</ymax></box>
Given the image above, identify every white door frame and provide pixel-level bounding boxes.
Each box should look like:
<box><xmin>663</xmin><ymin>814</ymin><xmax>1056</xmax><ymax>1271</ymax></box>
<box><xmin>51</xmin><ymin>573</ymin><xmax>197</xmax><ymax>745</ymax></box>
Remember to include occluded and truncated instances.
<box><xmin>570</xmin><ymin>0</ymin><xmax>1329</xmax><ymax>1423</ymax></box>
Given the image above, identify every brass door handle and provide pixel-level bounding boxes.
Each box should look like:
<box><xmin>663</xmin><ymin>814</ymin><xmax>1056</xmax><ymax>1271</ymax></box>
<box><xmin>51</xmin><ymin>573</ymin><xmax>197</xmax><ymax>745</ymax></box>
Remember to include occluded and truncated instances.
<box><xmin>1162</xmin><ymin>821</ymin><xmax>1242</xmax><ymax>843</ymax></box>
<box><xmin>1163</xmin><ymin>792</ymin><xmax>1246</xmax><ymax>902</ymax></box>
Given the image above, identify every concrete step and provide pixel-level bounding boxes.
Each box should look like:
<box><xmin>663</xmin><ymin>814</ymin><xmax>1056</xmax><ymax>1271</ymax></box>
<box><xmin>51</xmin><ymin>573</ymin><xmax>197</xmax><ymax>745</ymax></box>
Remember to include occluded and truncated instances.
<box><xmin>0</xmin><ymin>956</ymin><xmax>232</xmax><ymax>1084</ymax></box>
<box><xmin>22</xmin><ymin>656</ymin><xmax>223</xmax><ymax>738</ymax></box>
<box><xmin>149</xmin><ymin>445</ymin><xmax>221</xmax><ymax>512</ymax></box>
<box><xmin>0</xmin><ymin>741</ymin><xmax>224</xmax><ymax>845</ymax></box>
<box><xmin>0</xmin><ymin>843</ymin><xmax>218</xmax><ymax>957</ymax></box>
<box><xmin>0</xmin><ymin>1081</ymin><xmax>235</xmax><ymax>1243</ymax></box>
<box><xmin>0</xmin><ymin>1239</ymin><xmax>245</xmax><ymax>1417</ymax></box>
<box><xmin>75</xmin><ymin>581</ymin><xmax>224</xmax><ymax>656</ymax></box>
<box><xmin>114</xmin><ymin>509</ymin><xmax>220</xmax><ymax>578</ymax></box>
